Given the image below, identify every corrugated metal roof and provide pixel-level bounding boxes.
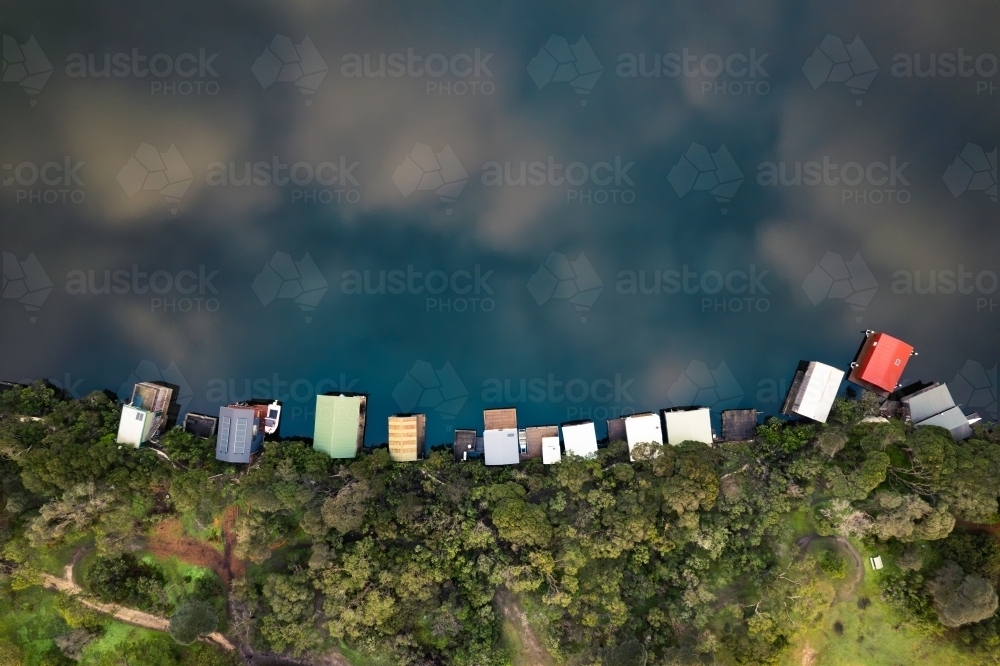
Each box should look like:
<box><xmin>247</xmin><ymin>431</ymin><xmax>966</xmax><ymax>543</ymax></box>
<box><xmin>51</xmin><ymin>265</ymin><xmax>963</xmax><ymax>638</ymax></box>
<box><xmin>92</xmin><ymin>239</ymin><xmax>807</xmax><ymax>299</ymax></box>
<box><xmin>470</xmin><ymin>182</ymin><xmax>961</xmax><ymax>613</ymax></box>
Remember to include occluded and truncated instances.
<box><xmin>625</xmin><ymin>413</ymin><xmax>663</xmax><ymax>459</ymax></box>
<box><xmin>484</xmin><ymin>428</ymin><xmax>520</xmax><ymax>465</ymax></box>
<box><xmin>388</xmin><ymin>414</ymin><xmax>425</xmax><ymax>462</ymax></box>
<box><xmin>915</xmin><ymin>405</ymin><xmax>972</xmax><ymax>440</ymax></box>
<box><xmin>903</xmin><ymin>383</ymin><xmax>956</xmax><ymax>423</ymax></box>
<box><xmin>216</xmin><ymin>405</ymin><xmax>265</xmax><ymax>463</ymax></box>
<box><xmin>784</xmin><ymin>362</ymin><xmax>844</xmax><ymax>423</ymax></box>
<box><xmin>561</xmin><ymin>421</ymin><xmax>598</xmax><ymax>458</ymax></box>
<box><xmin>542</xmin><ymin>436</ymin><xmax>561</xmax><ymax>465</ymax></box>
<box><xmin>314</xmin><ymin>394</ymin><xmax>366</xmax><ymax>458</ymax></box>
<box><xmin>662</xmin><ymin>408</ymin><xmax>713</xmax><ymax>445</ymax></box>
<box><xmin>849</xmin><ymin>332</ymin><xmax>913</xmax><ymax>394</ymax></box>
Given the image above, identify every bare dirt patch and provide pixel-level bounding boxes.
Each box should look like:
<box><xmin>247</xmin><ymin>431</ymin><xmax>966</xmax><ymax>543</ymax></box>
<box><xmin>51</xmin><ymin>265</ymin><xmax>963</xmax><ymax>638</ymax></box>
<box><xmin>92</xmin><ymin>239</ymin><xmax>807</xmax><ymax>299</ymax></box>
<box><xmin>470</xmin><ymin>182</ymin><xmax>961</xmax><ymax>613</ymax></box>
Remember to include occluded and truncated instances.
<box><xmin>147</xmin><ymin>505</ymin><xmax>245</xmax><ymax>585</ymax></box>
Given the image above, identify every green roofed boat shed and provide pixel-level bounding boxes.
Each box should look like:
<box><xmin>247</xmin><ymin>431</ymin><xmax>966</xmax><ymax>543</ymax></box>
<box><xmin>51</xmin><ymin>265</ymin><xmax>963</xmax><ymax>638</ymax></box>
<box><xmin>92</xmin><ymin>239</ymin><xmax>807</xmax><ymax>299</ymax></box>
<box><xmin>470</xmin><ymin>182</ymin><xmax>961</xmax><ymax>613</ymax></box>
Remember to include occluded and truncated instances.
<box><xmin>313</xmin><ymin>393</ymin><xmax>367</xmax><ymax>458</ymax></box>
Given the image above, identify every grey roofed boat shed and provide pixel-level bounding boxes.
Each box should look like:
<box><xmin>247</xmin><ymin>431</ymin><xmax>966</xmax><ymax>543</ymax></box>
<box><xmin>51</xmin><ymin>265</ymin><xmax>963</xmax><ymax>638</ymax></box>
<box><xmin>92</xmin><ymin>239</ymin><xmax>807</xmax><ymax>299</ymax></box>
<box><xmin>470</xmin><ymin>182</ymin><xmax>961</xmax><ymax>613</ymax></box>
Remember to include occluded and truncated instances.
<box><xmin>216</xmin><ymin>404</ymin><xmax>266</xmax><ymax>463</ymax></box>
<box><xmin>917</xmin><ymin>406</ymin><xmax>973</xmax><ymax>441</ymax></box>
<box><xmin>903</xmin><ymin>383</ymin><xmax>957</xmax><ymax>423</ymax></box>
<box><xmin>899</xmin><ymin>381</ymin><xmax>977</xmax><ymax>440</ymax></box>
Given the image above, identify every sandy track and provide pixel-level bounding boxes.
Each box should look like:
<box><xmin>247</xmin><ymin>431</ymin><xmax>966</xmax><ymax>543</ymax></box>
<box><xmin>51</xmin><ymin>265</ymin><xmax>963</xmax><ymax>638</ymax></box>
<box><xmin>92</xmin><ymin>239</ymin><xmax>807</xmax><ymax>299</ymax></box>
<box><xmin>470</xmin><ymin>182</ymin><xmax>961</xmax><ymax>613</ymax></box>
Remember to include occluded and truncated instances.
<box><xmin>39</xmin><ymin>556</ymin><xmax>235</xmax><ymax>651</ymax></box>
<box><xmin>496</xmin><ymin>588</ymin><xmax>554</xmax><ymax>666</ymax></box>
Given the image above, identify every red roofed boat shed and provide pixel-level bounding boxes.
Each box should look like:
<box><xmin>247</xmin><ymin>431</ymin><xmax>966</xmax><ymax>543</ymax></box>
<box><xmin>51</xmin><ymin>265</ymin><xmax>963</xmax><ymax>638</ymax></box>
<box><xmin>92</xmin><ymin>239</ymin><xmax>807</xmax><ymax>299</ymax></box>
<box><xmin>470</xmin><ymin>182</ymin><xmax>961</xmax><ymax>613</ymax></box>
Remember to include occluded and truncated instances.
<box><xmin>848</xmin><ymin>330</ymin><xmax>915</xmax><ymax>395</ymax></box>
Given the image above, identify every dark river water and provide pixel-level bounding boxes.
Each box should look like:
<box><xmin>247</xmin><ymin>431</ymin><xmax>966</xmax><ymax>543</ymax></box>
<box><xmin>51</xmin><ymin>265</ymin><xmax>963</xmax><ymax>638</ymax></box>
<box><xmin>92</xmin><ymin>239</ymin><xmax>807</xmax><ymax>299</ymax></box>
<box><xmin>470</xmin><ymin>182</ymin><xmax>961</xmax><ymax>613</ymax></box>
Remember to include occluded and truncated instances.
<box><xmin>1</xmin><ymin>1</ymin><xmax>997</xmax><ymax>446</ymax></box>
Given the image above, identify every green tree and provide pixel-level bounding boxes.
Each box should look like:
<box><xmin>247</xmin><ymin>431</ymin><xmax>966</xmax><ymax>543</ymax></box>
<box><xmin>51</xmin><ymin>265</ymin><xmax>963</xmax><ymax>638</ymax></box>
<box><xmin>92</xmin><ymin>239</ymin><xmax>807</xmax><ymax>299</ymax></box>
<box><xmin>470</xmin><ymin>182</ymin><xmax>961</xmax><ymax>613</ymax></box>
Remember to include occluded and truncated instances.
<box><xmin>492</xmin><ymin>498</ymin><xmax>552</xmax><ymax>548</ymax></box>
<box><xmin>160</xmin><ymin>427</ymin><xmax>217</xmax><ymax>468</ymax></box>
<box><xmin>321</xmin><ymin>480</ymin><xmax>371</xmax><ymax>535</ymax></box>
<box><xmin>260</xmin><ymin>572</ymin><xmax>320</xmax><ymax>654</ymax></box>
<box><xmin>938</xmin><ymin>531</ymin><xmax>1000</xmax><ymax>585</ymax></box>
<box><xmin>87</xmin><ymin>553</ymin><xmax>166</xmax><ymax>610</ymax></box>
<box><xmin>870</xmin><ymin>492</ymin><xmax>955</xmax><ymax>542</ymax></box>
<box><xmin>928</xmin><ymin>561</ymin><xmax>999</xmax><ymax>627</ymax></box>
<box><xmin>817</xmin><ymin>550</ymin><xmax>847</xmax><ymax>579</ymax></box>
<box><xmin>169</xmin><ymin>599</ymin><xmax>219</xmax><ymax>645</ymax></box>
<box><xmin>24</xmin><ymin>481</ymin><xmax>117</xmax><ymax>547</ymax></box>
<box><xmin>55</xmin><ymin>628</ymin><xmax>101</xmax><ymax>660</ymax></box>
<box><xmin>605</xmin><ymin>639</ymin><xmax>648</xmax><ymax>666</ymax></box>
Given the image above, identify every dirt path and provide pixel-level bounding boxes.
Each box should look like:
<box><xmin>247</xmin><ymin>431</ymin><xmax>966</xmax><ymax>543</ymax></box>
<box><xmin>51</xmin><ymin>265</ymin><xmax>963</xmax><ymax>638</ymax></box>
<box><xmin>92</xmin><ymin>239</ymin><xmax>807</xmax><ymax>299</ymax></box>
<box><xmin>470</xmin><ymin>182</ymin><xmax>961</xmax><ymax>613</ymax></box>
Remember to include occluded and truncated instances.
<box><xmin>147</xmin><ymin>506</ymin><xmax>245</xmax><ymax>586</ymax></box>
<box><xmin>495</xmin><ymin>588</ymin><xmax>554</xmax><ymax>666</ymax></box>
<box><xmin>957</xmin><ymin>519</ymin><xmax>1000</xmax><ymax>539</ymax></box>
<box><xmin>801</xmin><ymin>643</ymin><xmax>817</xmax><ymax>666</ymax></box>
<box><xmin>39</xmin><ymin>554</ymin><xmax>235</xmax><ymax>651</ymax></box>
<box><xmin>797</xmin><ymin>534</ymin><xmax>864</xmax><ymax>600</ymax></box>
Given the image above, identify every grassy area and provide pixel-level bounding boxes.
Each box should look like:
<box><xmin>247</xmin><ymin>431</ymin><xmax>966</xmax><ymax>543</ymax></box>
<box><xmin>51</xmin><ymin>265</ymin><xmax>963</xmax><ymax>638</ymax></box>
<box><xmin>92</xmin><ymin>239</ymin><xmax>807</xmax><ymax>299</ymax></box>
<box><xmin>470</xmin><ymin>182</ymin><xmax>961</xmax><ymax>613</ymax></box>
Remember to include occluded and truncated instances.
<box><xmin>785</xmin><ymin>507</ymin><xmax>816</xmax><ymax>542</ymax></box>
<box><xmin>142</xmin><ymin>550</ymin><xmax>229</xmax><ymax>633</ymax></box>
<box><xmin>0</xmin><ymin>582</ymin><xmax>236</xmax><ymax>665</ymax></box>
<box><xmin>79</xmin><ymin>623</ymin><xmax>166</xmax><ymax>663</ymax></box>
<box><xmin>0</xmin><ymin>584</ymin><xmax>68</xmax><ymax>664</ymax></box>
<box><xmin>780</xmin><ymin>541</ymin><xmax>982</xmax><ymax>666</ymax></box>
<box><xmin>178</xmin><ymin>511</ymin><xmax>225</xmax><ymax>550</ymax></box>
<box><xmin>32</xmin><ymin>532</ymin><xmax>91</xmax><ymax>577</ymax></box>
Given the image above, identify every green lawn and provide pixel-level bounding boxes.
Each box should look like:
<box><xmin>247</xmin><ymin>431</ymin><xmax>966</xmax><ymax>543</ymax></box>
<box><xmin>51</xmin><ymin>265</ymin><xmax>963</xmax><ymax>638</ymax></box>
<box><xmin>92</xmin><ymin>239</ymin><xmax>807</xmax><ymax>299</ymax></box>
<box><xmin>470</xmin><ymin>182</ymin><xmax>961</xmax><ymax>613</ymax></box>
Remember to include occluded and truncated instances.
<box><xmin>0</xmin><ymin>583</ymin><xmax>236</xmax><ymax>665</ymax></box>
<box><xmin>780</xmin><ymin>542</ymin><xmax>983</xmax><ymax>666</ymax></box>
